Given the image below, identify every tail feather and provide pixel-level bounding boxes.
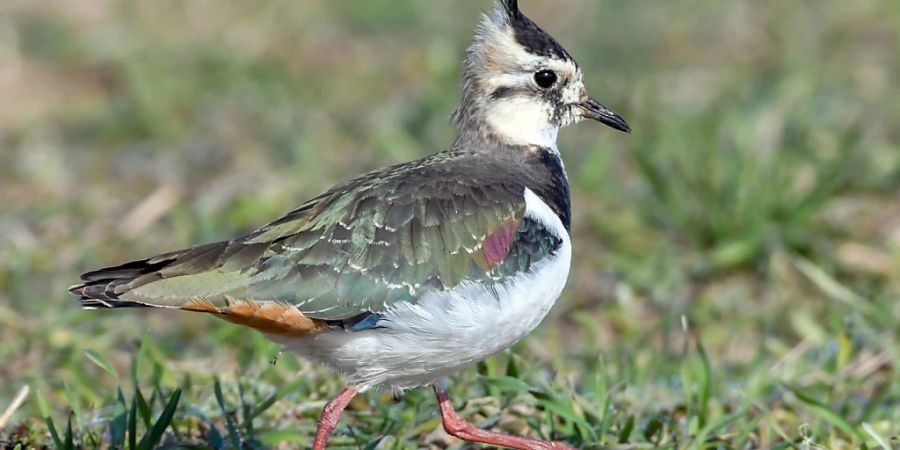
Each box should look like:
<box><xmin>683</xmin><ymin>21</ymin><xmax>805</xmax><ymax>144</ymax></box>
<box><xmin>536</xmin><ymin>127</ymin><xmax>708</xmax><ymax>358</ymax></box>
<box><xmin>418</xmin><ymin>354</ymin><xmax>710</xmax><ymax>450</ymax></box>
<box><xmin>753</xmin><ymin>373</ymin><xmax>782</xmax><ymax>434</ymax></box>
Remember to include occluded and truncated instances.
<box><xmin>69</xmin><ymin>242</ymin><xmax>233</xmax><ymax>308</ymax></box>
<box><xmin>70</xmin><ymin>238</ymin><xmax>338</xmax><ymax>337</ymax></box>
<box><xmin>69</xmin><ymin>254</ymin><xmax>178</xmax><ymax>308</ymax></box>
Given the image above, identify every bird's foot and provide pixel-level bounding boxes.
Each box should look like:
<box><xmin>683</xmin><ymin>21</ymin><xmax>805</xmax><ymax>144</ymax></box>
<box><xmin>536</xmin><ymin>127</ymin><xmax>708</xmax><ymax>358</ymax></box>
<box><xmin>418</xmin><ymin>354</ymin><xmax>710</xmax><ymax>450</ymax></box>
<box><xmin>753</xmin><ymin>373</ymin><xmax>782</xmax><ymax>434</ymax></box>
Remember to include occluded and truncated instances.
<box><xmin>528</xmin><ymin>441</ymin><xmax>577</xmax><ymax>450</ymax></box>
<box><xmin>312</xmin><ymin>387</ymin><xmax>359</xmax><ymax>450</ymax></box>
<box><xmin>434</xmin><ymin>383</ymin><xmax>576</xmax><ymax>450</ymax></box>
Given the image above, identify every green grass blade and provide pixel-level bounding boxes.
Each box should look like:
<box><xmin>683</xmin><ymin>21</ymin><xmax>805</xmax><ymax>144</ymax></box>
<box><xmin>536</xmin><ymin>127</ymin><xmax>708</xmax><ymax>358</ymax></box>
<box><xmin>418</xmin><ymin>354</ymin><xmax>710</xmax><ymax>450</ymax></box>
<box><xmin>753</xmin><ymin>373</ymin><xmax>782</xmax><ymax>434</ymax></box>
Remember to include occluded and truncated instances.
<box><xmin>249</xmin><ymin>377</ymin><xmax>306</xmax><ymax>420</ymax></box>
<box><xmin>531</xmin><ymin>389</ymin><xmax>593</xmax><ymax>442</ymax></box>
<box><xmin>61</xmin><ymin>383</ymin><xmax>83</xmax><ymax>427</ymax></box>
<box><xmin>132</xmin><ymin>337</ymin><xmax>148</xmax><ymax>386</ymax></box>
<box><xmin>214</xmin><ymin>379</ymin><xmax>242</xmax><ymax>449</ymax></box>
<box><xmin>135</xmin><ymin>386</ymin><xmax>152</xmax><ymax>428</ymax></box>
<box><xmin>237</xmin><ymin>381</ymin><xmax>254</xmax><ymax>440</ymax></box>
<box><xmin>862</xmin><ymin>422</ymin><xmax>891</xmax><ymax>450</ymax></box>
<box><xmin>137</xmin><ymin>388</ymin><xmax>182</xmax><ymax>450</ymax></box>
<box><xmin>787</xmin><ymin>385</ymin><xmax>863</xmax><ymax>440</ymax></box>
<box><xmin>35</xmin><ymin>389</ymin><xmax>64</xmax><ymax>449</ymax></box>
<box><xmin>205</xmin><ymin>424</ymin><xmax>225</xmax><ymax>449</ymax></box>
<box><xmin>247</xmin><ymin>393</ymin><xmax>279</xmax><ymax>422</ymax></box>
<box><xmin>695</xmin><ymin>338</ymin><xmax>712</xmax><ymax>427</ymax></box>
<box><xmin>793</xmin><ymin>256</ymin><xmax>877</xmax><ymax>317</ymax></box>
<box><xmin>485</xmin><ymin>376</ymin><xmax>532</xmax><ymax>394</ymax></box>
<box><xmin>129</xmin><ymin>388</ymin><xmax>138</xmax><ymax>450</ymax></box>
<box><xmin>688</xmin><ymin>408</ymin><xmax>746</xmax><ymax>450</ymax></box>
<box><xmin>64</xmin><ymin>411</ymin><xmax>75</xmax><ymax>450</ymax></box>
<box><xmin>45</xmin><ymin>415</ymin><xmax>63</xmax><ymax>450</ymax></box>
<box><xmin>618</xmin><ymin>414</ymin><xmax>634</xmax><ymax>444</ymax></box>
<box><xmin>84</xmin><ymin>349</ymin><xmax>120</xmax><ymax>383</ymax></box>
<box><xmin>109</xmin><ymin>389</ymin><xmax>128</xmax><ymax>448</ymax></box>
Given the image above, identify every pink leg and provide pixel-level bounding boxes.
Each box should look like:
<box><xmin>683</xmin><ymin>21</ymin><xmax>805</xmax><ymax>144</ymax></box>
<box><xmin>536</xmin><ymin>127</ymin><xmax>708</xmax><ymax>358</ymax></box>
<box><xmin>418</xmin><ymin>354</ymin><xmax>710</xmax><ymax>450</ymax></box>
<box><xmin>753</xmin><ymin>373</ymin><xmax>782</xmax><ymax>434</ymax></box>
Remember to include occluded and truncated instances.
<box><xmin>434</xmin><ymin>384</ymin><xmax>575</xmax><ymax>450</ymax></box>
<box><xmin>312</xmin><ymin>387</ymin><xmax>359</xmax><ymax>450</ymax></box>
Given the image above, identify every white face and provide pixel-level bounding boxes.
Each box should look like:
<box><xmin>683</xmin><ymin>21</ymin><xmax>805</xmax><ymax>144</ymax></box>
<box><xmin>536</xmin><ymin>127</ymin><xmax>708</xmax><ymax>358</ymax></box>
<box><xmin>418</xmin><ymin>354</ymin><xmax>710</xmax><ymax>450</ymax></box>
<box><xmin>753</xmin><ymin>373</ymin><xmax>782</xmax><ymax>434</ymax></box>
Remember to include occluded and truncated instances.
<box><xmin>473</xmin><ymin>22</ymin><xmax>588</xmax><ymax>148</ymax></box>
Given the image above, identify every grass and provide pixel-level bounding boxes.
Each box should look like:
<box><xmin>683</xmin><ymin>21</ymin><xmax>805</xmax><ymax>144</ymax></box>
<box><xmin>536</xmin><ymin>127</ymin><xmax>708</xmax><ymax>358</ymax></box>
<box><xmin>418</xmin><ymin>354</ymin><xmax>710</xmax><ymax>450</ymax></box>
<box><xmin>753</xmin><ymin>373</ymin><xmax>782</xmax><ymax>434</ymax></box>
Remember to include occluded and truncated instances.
<box><xmin>1</xmin><ymin>0</ymin><xmax>899</xmax><ymax>448</ymax></box>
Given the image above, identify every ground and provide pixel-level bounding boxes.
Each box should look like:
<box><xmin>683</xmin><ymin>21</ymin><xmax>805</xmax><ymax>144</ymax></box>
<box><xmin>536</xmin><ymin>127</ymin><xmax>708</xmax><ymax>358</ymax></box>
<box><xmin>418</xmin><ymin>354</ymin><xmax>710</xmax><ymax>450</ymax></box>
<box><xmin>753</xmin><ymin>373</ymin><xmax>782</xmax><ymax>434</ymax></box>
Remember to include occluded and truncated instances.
<box><xmin>1</xmin><ymin>0</ymin><xmax>899</xmax><ymax>448</ymax></box>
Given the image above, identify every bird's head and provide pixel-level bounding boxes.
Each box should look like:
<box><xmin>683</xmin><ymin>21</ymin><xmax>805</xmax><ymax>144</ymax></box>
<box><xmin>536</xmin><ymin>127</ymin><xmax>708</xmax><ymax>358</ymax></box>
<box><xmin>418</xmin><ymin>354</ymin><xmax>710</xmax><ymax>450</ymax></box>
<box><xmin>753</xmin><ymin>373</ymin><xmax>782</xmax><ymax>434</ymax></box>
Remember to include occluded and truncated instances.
<box><xmin>453</xmin><ymin>0</ymin><xmax>629</xmax><ymax>148</ymax></box>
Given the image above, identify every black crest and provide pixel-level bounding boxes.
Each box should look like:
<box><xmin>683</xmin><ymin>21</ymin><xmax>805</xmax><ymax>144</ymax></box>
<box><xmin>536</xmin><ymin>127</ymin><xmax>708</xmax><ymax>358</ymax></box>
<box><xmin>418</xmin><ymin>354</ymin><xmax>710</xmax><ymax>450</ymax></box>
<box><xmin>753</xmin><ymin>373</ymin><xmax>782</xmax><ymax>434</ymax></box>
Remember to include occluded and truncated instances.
<box><xmin>502</xmin><ymin>0</ymin><xmax>522</xmax><ymax>20</ymax></box>
<box><xmin>501</xmin><ymin>0</ymin><xmax>571</xmax><ymax>60</ymax></box>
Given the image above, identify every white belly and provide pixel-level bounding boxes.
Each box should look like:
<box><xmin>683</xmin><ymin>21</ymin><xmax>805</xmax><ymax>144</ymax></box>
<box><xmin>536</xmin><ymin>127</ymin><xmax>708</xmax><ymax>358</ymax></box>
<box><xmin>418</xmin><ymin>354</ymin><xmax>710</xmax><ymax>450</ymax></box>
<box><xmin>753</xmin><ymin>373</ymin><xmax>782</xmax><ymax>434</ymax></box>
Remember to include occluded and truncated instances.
<box><xmin>272</xmin><ymin>189</ymin><xmax>571</xmax><ymax>392</ymax></box>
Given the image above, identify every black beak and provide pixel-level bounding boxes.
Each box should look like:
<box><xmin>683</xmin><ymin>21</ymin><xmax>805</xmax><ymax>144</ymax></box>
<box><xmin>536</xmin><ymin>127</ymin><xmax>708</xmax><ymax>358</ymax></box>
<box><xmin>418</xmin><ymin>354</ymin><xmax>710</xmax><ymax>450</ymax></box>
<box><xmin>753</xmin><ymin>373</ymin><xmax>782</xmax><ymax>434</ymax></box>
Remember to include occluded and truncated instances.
<box><xmin>579</xmin><ymin>98</ymin><xmax>630</xmax><ymax>133</ymax></box>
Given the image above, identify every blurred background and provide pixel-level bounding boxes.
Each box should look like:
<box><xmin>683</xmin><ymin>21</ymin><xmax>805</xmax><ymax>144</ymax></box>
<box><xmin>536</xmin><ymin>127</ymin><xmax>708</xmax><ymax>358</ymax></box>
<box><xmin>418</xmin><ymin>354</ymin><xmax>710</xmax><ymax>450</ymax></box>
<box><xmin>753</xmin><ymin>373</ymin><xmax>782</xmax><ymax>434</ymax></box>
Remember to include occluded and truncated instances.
<box><xmin>1</xmin><ymin>0</ymin><xmax>898</xmax><ymax>448</ymax></box>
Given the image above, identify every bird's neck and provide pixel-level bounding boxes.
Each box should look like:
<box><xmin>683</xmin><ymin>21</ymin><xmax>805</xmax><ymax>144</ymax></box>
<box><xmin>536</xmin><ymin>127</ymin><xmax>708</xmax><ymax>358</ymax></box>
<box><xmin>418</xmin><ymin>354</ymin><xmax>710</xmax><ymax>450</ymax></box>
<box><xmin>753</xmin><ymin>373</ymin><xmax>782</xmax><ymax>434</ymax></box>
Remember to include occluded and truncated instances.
<box><xmin>453</xmin><ymin>85</ymin><xmax>562</xmax><ymax>151</ymax></box>
<box><xmin>454</xmin><ymin>107</ymin><xmax>561</xmax><ymax>151</ymax></box>
<box><xmin>486</xmin><ymin>111</ymin><xmax>560</xmax><ymax>150</ymax></box>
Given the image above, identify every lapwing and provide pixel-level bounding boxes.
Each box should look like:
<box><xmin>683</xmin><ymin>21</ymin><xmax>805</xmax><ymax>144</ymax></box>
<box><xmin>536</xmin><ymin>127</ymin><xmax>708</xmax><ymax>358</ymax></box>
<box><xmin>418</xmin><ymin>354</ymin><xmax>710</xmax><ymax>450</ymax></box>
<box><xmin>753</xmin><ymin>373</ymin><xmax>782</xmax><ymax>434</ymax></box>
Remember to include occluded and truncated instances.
<box><xmin>70</xmin><ymin>1</ymin><xmax>629</xmax><ymax>448</ymax></box>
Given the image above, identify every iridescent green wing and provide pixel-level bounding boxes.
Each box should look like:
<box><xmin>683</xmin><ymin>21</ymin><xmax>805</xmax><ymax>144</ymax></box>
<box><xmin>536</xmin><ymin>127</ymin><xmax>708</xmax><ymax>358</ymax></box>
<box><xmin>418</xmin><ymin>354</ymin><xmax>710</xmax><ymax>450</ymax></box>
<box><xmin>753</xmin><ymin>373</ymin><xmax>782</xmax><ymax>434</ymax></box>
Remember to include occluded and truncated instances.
<box><xmin>78</xmin><ymin>154</ymin><xmax>560</xmax><ymax>321</ymax></box>
<box><xmin>239</xmin><ymin>175</ymin><xmax>526</xmax><ymax>318</ymax></box>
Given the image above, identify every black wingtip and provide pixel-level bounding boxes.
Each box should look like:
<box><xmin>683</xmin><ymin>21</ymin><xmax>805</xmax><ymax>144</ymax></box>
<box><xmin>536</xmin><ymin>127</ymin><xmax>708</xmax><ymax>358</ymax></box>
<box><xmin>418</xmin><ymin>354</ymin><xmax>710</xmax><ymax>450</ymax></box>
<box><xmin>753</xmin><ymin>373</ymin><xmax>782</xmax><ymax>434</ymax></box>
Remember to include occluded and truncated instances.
<box><xmin>77</xmin><ymin>298</ymin><xmax>115</xmax><ymax>309</ymax></box>
<box><xmin>69</xmin><ymin>279</ymin><xmax>157</xmax><ymax>309</ymax></box>
<box><xmin>68</xmin><ymin>282</ymin><xmax>86</xmax><ymax>295</ymax></box>
<box><xmin>68</xmin><ymin>281</ymin><xmax>116</xmax><ymax>307</ymax></box>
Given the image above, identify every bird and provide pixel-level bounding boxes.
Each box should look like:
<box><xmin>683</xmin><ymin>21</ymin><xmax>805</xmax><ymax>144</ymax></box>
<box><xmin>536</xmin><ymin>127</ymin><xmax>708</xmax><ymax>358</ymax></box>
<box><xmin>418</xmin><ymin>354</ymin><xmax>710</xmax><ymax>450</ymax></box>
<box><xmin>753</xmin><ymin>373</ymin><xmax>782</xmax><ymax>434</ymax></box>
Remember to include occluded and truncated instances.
<box><xmin>69</xmin><ymin>1</ymin><xmax>629</xmax><ymax>448</ymax></box>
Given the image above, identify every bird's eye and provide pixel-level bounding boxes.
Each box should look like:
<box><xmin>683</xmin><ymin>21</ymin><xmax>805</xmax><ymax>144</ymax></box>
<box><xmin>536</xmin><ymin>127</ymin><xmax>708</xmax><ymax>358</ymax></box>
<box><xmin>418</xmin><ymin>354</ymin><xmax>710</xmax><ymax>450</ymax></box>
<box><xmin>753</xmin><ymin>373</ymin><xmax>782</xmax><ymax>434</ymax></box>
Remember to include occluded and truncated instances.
<box><xmin>533</xmin><ymin>70</ymin><xmax>557</xmax><ymax>88</ymax></box>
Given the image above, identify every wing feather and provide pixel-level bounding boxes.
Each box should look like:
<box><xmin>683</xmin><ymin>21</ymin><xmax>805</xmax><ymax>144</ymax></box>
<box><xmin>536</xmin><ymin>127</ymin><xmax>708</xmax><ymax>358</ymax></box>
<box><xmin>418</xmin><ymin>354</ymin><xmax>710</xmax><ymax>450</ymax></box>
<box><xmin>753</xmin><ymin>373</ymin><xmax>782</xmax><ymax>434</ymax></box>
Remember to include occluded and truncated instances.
<box><xmin>71</xmin><ymin>152</ymin><xmax>562</xmax><ymax>321</ymax></box>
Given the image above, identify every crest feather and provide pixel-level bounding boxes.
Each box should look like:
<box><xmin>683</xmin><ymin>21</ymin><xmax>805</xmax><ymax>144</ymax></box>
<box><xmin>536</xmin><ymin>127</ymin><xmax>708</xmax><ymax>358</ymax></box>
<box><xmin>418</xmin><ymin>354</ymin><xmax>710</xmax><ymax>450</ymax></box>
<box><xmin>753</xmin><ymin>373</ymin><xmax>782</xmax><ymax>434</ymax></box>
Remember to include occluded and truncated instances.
<box><xmin>502</xmin><ymin>0</ymin><xmax>521</xmax><ymax>20</ymax></box>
